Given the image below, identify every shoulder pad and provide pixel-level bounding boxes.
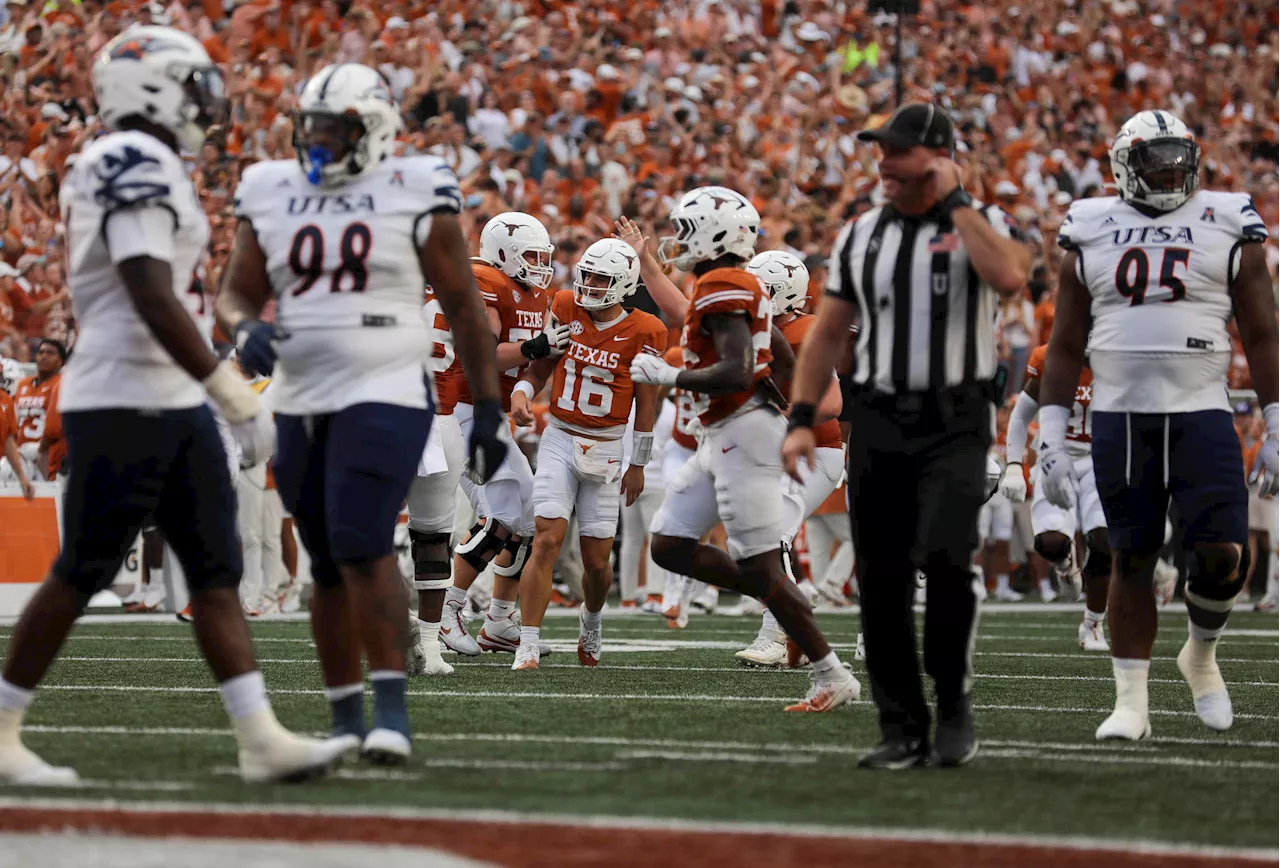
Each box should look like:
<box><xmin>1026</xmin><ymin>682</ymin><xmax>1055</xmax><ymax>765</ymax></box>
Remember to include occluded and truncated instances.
<box><xmin>1207</xmin><ymin>191</ymin><xmax>1269</xmax><ymax>242</ymax></box>
<box><xmin>393</xmin><ymin>155</ymin><xmax>462</xmax><ymax>214</ymax></box>
<box><xmin>83</xmin><ymin>131</ymin><xmax>183</xmax><ymax>213</ymax></box>
<box><xmin>233</xmin><ymin>160</ymin><xmax>297</xmax><ymax>219</ymax></box>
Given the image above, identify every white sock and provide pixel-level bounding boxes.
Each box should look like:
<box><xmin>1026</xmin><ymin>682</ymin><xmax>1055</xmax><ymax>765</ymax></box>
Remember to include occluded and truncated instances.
<box><xmin>0</xmin><ymin>679</ymin><xmax>33</xmax><ymax>714</ymax></box>
<box><xmin>1185</xmin><ymin>618</ymin><xmax>1223</xmax><ymax>665</ymax></box>
<box><xmin>1112</xmin><ymin>657</ymin><xmax>1150</xmax><ymax>715</ymax></box>
<box><xmin>323</xmin><ymin>683</ymin><xmax>363</xmax><ymax>702</ymax></box>
<box><xmin>997</xmin><ymin>574</ymin><xmax>1011</xmax><ymax>593</ymax></box>
<box><xmin>520</xmin><ymin>625</ymin><xmax>540</xmax><ymax>647</ymax></box>
<box><xmin>421</xmin><ymin>620</ymin><xmax>441</xmax><ymax>643</ymax></box>
<box><xmin>445</xmin><ymin>586</ymin><xmax>466</xmax><ymax>607</ymax></box>
<box><xmin>219</xmin><ymin>671</ymin><xmax>271</xmax><ymax>721</ymax></box>
<box><xmin>581</xmin><ymin>607</ymin><xmax>603</xmax><ymax>631</ymax></box>
<box><xmin>810</xmin><ymin>651</ymin><xmax>841</xmax><ymax>678</ymax></box>
<box><xmin>488</xmin><ymin>599</ymin><xmax>515</xmax><ymax>620</ymax></box>
<box><xmin>1038</xmin><ymin>577</ymin><xmax>1054</xmax><ymax>597</ymax></box>
<box><xmin>1084</xmin><ymin>608</ymin><xmax>1105</xmax><ymax>628</ymax></box>
<box><xmin>760</xmin><ymin>609</ymin><xmax>782</xmax><ymax>639</ymax></box>
<box><xmin>369</xmin><ymin>670</ymin><xmax>407</xmax><ymax>683</ymax></box>
<box><xmin>1267</xmin><ymin>544</ymin><xmax>1278</xmax><ymax>597</ymax></box>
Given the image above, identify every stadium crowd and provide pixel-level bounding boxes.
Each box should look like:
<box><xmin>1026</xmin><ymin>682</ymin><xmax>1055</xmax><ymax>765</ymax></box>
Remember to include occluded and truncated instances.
<box><xmin>0</xmin><ymin>0</ymin><xmax>1276</xmax><ymax>610</ymax></box>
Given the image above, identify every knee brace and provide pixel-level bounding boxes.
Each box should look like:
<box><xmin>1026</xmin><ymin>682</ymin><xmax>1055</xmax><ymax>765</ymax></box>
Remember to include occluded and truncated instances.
<box><xmin>1083</xmin><ymin>532</ymin><xmax>1112</xmax><ymax>580</ymax></box>
<box><xmin>409</xmin><ymin>529</ymin><xmax>453</xmax><ymax>591</ymax></box>
<box><xmin>1186</xmin><ymin>544</ymin><xmax>1246</xmax><ymax>613</ymax></box>
<box><xmin>1033</xmin><ymin>532</ymin><xmax>1072</xmax><ymax>565</ymax></box>
<box><xmin>455</xmin><ymin>518</ymin><xmax>512</xmax><ymax>573</ymax></box>
<box><xmin>780</xmin><ymin>540</ymin><xmax>799</xmax><ymax>584</ymax></box>
<box><xmin>491</xmin><ymin>535</ymin><xmax>530</xmax><ymax>578</ymax></box>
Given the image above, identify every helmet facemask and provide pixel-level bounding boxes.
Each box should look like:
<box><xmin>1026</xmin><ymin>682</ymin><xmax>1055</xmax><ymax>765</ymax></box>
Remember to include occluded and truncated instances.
<box><xmin>509</xmin><ymin>247</ymin><xmax>554</xmax><ymax>289</ymax></box>
<box><xmin>574</xmin><ymin>263</ymin><xmax>623</xmax><ymax>310</ymax></box>
<box><xmin>293</xmin><ymin>110</ymin><xmax>370</xmax><ymax>186</ymax></box>
<box><xmin>1115</xmin><ymin>138</ymin><xmax>1200</xmax><ymax>212</ymax></box>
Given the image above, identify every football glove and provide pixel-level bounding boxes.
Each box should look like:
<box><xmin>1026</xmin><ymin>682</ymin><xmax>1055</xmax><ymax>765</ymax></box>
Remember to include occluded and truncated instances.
<box><xmin>630</xmin><ymin>354</ymin><xmax>680</xmax><ymax>387</ymax></box>
<box><xmin>997</xmin><ymin>462</ymin><xmax>1027</xmax><ymax>503</ymax></box>
<box><xmin>465</xmin><ymin>398</ymin><xmax>509</xmax><ymax>485</ymax></box>
<box><xmin>233</xmin><ymin>319</ymin><xmax>287</xmax><ymax>377</ymax></box>
<box><xmin>232</xmin><ymin>410</ymin><xmax>276</xmax><ymax>467</ymax></box>
<box><xmin>1037</xmin><ymin>443</ymin><xmax>1078</xmax><ymax>510</ymax></box>
<box><xmin>1249</xmin><ymin>403</ymin><xmax>1279</xmax><ymax>497</ymax></box>
<box><xmin>521</xmin><ymin>321</ymin><xmax>572</xmax><ymax>360</ymax></box>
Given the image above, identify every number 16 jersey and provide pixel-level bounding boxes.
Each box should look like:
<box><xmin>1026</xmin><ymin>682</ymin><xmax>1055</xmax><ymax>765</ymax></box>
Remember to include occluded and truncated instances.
<box><xmin>234</xmin><ymin>155</ymin><xmax>462</xmax><ymax>414</ymax></box>
<box><xmin>1058</xmin><ymin>189</ymin><xmax>1267</xmax><ymax>414</ymax></box>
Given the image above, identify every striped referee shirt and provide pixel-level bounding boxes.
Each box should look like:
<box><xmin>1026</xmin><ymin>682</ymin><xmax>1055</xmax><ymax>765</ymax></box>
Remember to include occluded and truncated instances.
<box><xmin>825</xmin><ymin>202</ymin><xmax>1018</xmax><ymax>395</ymax></box>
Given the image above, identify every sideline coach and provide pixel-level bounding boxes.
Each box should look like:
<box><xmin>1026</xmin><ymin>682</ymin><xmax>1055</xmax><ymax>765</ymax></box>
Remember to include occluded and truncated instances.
<box><xmin>782</xmin><ymin>103</ymin><xmax>1030</xmax><ymax>769</ymax></box>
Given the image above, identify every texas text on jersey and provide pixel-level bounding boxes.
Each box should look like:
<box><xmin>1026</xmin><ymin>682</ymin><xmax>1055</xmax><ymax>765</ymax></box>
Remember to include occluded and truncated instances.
<box><xmin>1025</xmin><ymin>344</ymin><xmax>1092</xmax><ymax>456</ymax></box>
<box><xmin>547</xmin><ymin>289</ymin><xmax>667</xmax><ymax>437</ymax></box>
<box><xmin>59</xmin><ymin>130</ymin><xmax>211</xmax><ymax>411</ymax></box>
<box><xmin>682</xmin><ymin>267</ymin><xmax>773</xmax><ymax>426</ymax></box>
<box><xmin>777</xmin><ymin>313</ymin><xmax>843</xmax><ymax>450</ymax></box>
<box><xmin>1058</xmin><ymin>189</ymin><xmax>1268</xmax><ymax>414</ymax></box>
<box><xmin>457</xmin><ymin>261</ymin><xmax>550</xmax><ymax>411</ymax></box>
<box><xmin>233</xmin><ymin>153</ymin><xmax>462</xmax><ymax>415</ymax></box>
<box><xmin>664</xmin><ymin>345</ymin><xmax>699</xmax><ymax>451</ymax></box>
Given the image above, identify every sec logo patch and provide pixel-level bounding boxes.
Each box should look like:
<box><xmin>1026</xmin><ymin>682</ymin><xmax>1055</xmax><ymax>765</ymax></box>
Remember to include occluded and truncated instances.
<box><xmin>569</xmin><ymin>321</ymin><xmax>585</xmax><ymax>335</ymax></box>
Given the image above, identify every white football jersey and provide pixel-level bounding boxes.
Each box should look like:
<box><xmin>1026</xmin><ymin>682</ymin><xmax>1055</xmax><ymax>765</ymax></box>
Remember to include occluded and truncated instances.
<box><xmin>234</xmin><ymin>155</ymin><xmax>462</xmax><ymax>414</ymax></box>
<box><xmin>1059</xmin><ymin>190</ymin><xmax>1268</xmax><ymax>413</ymax></box>
<box><xmin>59</xmin><ymin>130</ymin><xmax>211</xmax><ymax>411</ymax></box>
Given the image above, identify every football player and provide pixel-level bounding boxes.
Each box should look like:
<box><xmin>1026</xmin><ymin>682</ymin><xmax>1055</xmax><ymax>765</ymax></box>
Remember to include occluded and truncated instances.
<box><xmin>734</xmin><ymin>251</ymin><xmax>846</xmax><ymax>668</ymax></box>
<box><xmin>0</xmin><ymin>28</ymin><xmax>356</xmax><ymax>786</ymax></box>
<box><xmin>13</xmin><ymin>339</ymin><xmax>65</xmax><ymax>480</ymax></box>
<box><xmin>217</xmin><ymin>63</ymin><xmax>506</xmax><ymax>765</ymax></box>
<box><xmin>435</xmin><ymin>213</ymin><xmax>569</xmax><ymax>660</ymax></box>
<box><xmin>629</xmin><ymin>187</ymin><xmax>860</xmax><ymax>711</ymax></box>
<box><xmin>1039</xmin><ymin>110</ymin><xmax>1277</xmax><ymax>739</ymax></box>
<box><xmin>402</xmin><ymin>288</ymin><xmax>466</xmax><ymax>678</ymax></box>
<box><xmin>509</xmin><ymin>238</ymin><xmax>667</xmax><ymax>670</ymax></box>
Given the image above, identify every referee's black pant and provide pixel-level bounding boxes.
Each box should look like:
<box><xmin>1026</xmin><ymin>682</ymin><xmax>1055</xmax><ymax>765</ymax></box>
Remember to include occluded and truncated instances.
<box><xmin>845</xmin><ymin>386</ymin><xmax>992</xmax><ymax>743</ymax></box>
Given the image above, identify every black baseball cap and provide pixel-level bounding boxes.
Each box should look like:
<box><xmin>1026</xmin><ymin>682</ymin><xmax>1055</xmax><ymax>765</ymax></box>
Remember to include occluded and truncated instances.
<box><xmin>857</xmin><ymin>102</ymin><xmax>954</xmax><ymax>150</ymax></box>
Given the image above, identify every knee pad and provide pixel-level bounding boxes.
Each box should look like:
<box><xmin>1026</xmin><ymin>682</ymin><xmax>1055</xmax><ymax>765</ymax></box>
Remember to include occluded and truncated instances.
<box><xmin>455</xmin><ymin>518</ymin><xmax>511</xmax><ymax>573</ymax></box>
<box><xmin>1084</xmin><ymin>531</ymin><xmax>1112</xmax><ymax>578</ymax></box>
<box><xmin>1033</xmin><ymin>532</ymin><xmax>1072</xmax><ymax>564</ymax></box>
<box><xmin>1186</xmin><ymin>544</ymin><xmax>1246</xmax><ymax>612</ymax></box>
<box><xmin>410</xmin><ymin>529</ymin><xmax>453</xmax><ymax>591</ymax></box>
<box><xmin>491</xmin><ymin>535</ymin><xmax>530</xmax><ymax>578</ymax></box>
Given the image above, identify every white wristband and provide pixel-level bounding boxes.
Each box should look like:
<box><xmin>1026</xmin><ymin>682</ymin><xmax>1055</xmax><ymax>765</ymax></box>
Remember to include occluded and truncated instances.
<box><xmin>511</xmin><ymin>380</ymin><xmax>536</xmax><ymax>401</ymax></box>
<box><xmin>1039</xmin><ymin>403</ymin><xmax>1069</xmax><ymax>448</ymax></box>
<box><xmin>202</xmin><ymin>360</ymin><xmax>261</xmax><ymax>425</ymax></box>
<box><xmin>631</xmin><ymin>431</ymin><xmax>654</xmax><ymax>466</ymax></box>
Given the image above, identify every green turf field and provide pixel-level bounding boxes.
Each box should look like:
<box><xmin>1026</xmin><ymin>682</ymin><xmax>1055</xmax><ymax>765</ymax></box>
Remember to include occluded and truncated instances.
<box><xmin>7</xmin><ymin>607</ymin><xmax>1277</xmax><ymax>851</ymax></box>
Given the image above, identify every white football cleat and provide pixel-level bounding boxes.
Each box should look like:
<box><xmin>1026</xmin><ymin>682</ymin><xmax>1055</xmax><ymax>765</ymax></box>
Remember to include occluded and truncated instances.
<box><xmin>512</xmin><ymin>641</ymin><xmax>540</xmax><ymax>671</ymax></box>
<box><xmin>278</xmin><ymin>579</ymin><xmax>303</xmax><ymax>613</ymax></box>
<box><xmin>1095</xmin><ymin>709</ymin><xmax>1151</xmax><ymax>741</ymax></box>
<box><xmin>853</xmin><ymin>632</ymin><xmax>866</xmax><ymax>662</ymax></box>
<box><xmin>734</xmin><ymin>634</ymin><xmax>786</xmax><ymax>668</ymax></box>
<box><xmin>0</xmin><ymin>739</ymin><xmax>81</xmax><ymax>787</ymax></box>
<box><xmin>735</xmin><ymin>596</ymin><xmax>764</xmax><ymax>616</ymax></box>
<box><xmin>1056</xmin><ymin>549</ymin><xmax>1083</xmax><ymax>601</ymax></box>
<box><xmin>407</xmin><ymin>618</ymin><xmax>454</xmax><ymax>677</ymax></box>
<box><xmin>816</xmin><ymin>582</ymin><xmax>853</xmax><ymax>608</ymax></box>
<box><xmin>994</xmin><ymin>587</ymin><xmax>1024</xmax><ymax>602</ymax></box>
<box><xmin>577</xmin><ymin>606</ymin><xmax>602</xmax><ymax>667</ymax></box>
<box><xmin>797</xmin><ymin>579</ymin><xmax>820</xmax><ymax>608</ymax></box>
<box><xmin>238</xmin><ymin>723</ymin><xmax>359</xmax><ymax>784</ymax></box>
<box><xmin>477</xmin><ymin>614</ymin><xmax>521</xmax><ymax>653</ymax></box>
<box><xmin>784</xmin><ymin>668</ymin><xmax>860</xmax><ymax>712</ymax></box>
<box><xmin>1176</xmin><ymin>637</ymin><xmax>1233</xmax><ymax>731</ymax></box>
<box><xmin>361</xmin><ymin>728</ymin><xmax>411</xmax><ymax>766</ymax></box>
<box><xmin>1078</xmin><ymin>621</ymin><xmax>1109</xmax><ymax>652</ymax></box>
<box><xmin>1153</xmin><ymin>557</ymin><xmax>1178</xmax><ymax>606</ymax></box>
<box><xmin>440</xmin><ymin>599</ymin><xmax>481</xmax><ymax>656</ymax></box>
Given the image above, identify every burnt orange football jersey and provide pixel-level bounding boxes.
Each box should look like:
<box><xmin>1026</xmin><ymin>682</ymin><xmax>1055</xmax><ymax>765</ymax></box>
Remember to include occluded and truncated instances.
<box><xmin>14</xmin><ymin>374</ymin><xmax>63</xmax><ymax>476</ymax></box>
<box><xmin>1025</xmin><ymin>344</ymin><xmax>1093</xmax><ymax>446</ymax></box>
<box><xmin>682</xmin><ymin>267</ymin><xmax>772</xmax><ymax>426</ymax></box>
<box><xmin>0</xmin><ymin>391</ymin><xmax>16</xmax><ymax>444</ymax></box>
<box><xmin>665</xmin><ymin>345</ymin><xmax>699</xmax><ymax>450</ymax></box>
<box><xmin>778</xmin><ymin>313</ymin><xmax>843</xmax><ymax>450</ymax></box>
<box><xmin>547</xmin><ymin>291</ymin><xmax>667</xmax><ymax>435</ymax></box>
<box><xmin>456</xmin><ymin>262</ymin><xmax>551</xmax><ymax>411</ymax></box>
<box><xmin>423</xmin><ymin>287</ymin><xmax>459</xmax><ymax>415</ymax></box>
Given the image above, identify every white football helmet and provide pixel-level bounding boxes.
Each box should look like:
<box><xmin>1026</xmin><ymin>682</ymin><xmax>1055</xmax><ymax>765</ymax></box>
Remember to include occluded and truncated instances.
<box><xmin>479</xmin><ymin>212</ymin><xmax>555</xmax><ymax>290</ymax></box>
<box><xmin>93</xmin><ymin>26</ymin><xmax>227</xmax><ymax>153</ymax></box>
<box><xmin>657</xmin><ymin>186</ymin><xmax>760</xmax><ymax>271</ymax></box>
<box><xmin>0</xmin><ymin>358</ymin><xmax>20</xmax><ymax>395</ymax></box>
<box><xmin>1109</xmin><ymin>110</ymin><xmax>1200</xmax><ymax>212</ymax></box>
<box><xmin>747</xmin><ymin>250</ymin><xmax>810</xmax><ymax>317</ymax></box>
<box><xmin>294</xmin><ymin>63</ymin><xmax>402</xmax><ymax>187</ymax></box>
<box><xmin>574</xmin><ymin>238</ymin><xmax>640</xmax><ymax>310</ymax></box>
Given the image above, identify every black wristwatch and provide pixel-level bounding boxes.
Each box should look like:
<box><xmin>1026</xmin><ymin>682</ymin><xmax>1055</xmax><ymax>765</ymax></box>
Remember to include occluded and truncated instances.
<box><xmin>938</xmin><ymin>187</ymin><xmax>974</xmax><ymax>219</ymax></box>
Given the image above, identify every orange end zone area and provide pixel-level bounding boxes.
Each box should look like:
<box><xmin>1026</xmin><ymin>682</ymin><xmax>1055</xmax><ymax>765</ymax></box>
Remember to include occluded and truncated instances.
<box><xmin>0</xmin><ymin>805</ymin><xmax>1269</xmax><ymax>868</ymax></box>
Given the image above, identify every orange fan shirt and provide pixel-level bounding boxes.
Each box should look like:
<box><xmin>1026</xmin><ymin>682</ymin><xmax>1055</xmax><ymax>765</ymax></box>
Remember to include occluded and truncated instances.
<box><xmin>14</xmin><ymin>373</ymin><xmax>64</xmax><ymax>476</ymax></box>
<box><xmin>546</xmin><ymin>290</ymin><xmax>666</xmax><ymax>437</ymax></box>
<box><xmin>681</xmin><ymin>268</ymin><xmax>772</xmax><ymax>426</ymax></box>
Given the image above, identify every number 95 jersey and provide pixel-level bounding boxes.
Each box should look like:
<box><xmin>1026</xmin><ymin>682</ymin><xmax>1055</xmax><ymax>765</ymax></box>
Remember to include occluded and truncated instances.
<box><xmin>234</xmin><ymin>155</ymin><xmax>462</xmax><ymax>414</ymax></box>
<box><xmin>1058</xmin><ymin>189</ymin><xmax>1268</xmax><ymax>414</ymax></box>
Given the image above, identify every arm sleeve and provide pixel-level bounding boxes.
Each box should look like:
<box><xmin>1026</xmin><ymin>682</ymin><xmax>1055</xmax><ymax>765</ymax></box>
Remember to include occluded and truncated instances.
<box><xmin>1005</xmin><ymin>389</ymin><xmax>1040</xmax><ymax>464</ymax></box>
<box><xmin>104</xmin><ymin>206</ymin><xmax>177</xmax><ymax>264</ymax></box>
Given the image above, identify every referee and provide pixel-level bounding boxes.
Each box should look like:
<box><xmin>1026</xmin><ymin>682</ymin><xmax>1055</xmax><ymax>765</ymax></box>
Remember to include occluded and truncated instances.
<box><xmin>783</xmin><ymin>103</ymin><xmax>1030</xmax><ymax>769</ymax></box>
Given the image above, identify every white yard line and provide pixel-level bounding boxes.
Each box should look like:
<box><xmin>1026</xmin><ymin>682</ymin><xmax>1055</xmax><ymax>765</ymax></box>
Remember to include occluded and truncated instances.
<box><xmin>27</xmin><ymin>684</ymin><xmax>1280</xmax><ymax>720</ymax></box>
<box><xmin>0</xmin><ymin>796</ymin><xmax>1271</xmax><ymax>862</ymax></box>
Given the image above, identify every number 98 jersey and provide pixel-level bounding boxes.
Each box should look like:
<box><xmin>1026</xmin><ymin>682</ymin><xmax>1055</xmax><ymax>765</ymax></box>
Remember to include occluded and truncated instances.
<box><xmin>233</xmin><ymin>155</ymin><xmax>462</xmax><ymax>414</ymax></box>
<box><xmin>1058</xmin><ymin>189</ymin><xmax>1267</xmax><ymax>414</ymax></box>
